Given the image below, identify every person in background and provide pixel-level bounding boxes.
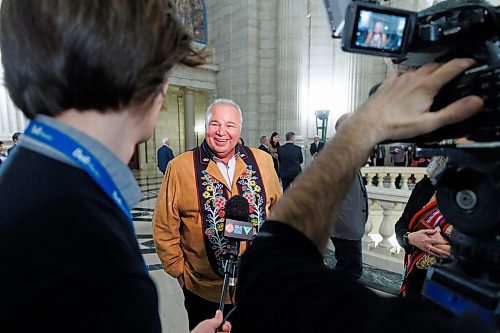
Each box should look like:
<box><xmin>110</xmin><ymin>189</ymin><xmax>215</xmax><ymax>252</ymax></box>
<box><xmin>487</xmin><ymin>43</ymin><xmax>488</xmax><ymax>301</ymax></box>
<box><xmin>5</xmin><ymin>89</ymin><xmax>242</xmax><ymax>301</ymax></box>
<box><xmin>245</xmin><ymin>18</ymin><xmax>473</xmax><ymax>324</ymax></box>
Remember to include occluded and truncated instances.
<box><xmin>153</xmin><ymin>98</ymin><xmax>281</xmax><ymax>331</ymax></box>
<box><xmin>396</xmin><ymin>145</ymin><xmax>465</xmax><ymax>299</ymax></box>
<box><xmin>157</xmin><ymin>137</ymin><xmax>175</xmax><ymax>174</ymax></box>
<box><xmin>406</xmin><ymin>145</ymin><xmax>415</xmax><ymax>167</ymax></box>
<box><xmin>258</xmin><ymin>135</ymin><xmax>270</xmax><ymax>154</ymax></box>
<box><xmin>0</xmin><ymin>1</ymin><xmax>231</xmax><ymax>332</ymax></box>
<box><xmin>277</xmin><ymin>131</ymin><xmax>303</xmax><ymax>191</ymax></box>
<box><xmin>309</xmin><ymin>135</ymin><xmax>325</xmax><ymax>157</ymax></box>
<box><xmin>408</xmin><ymin>145</ymin><xmax>431</xmax><ymax>168</ymax></box>
<box><xmin>329</xmin><ymin>114</ymin><xmax>368</xmax><ymax>280</ymax></box>
<box><xmin>390</xmin><ymin>144</ymin><xmax>406</xmax><ymax>166</ymax></box>
<box><xmin>269</xmin><ymin>131</ymin><xmax>280</xmax><ymax>176</ymax></box>
<box><xmin>374</xmin><ymin>144</ymin><xmax>386</xmax><ymax>166</ymax></box>
<box><xmin>7</xmin><ymin>132</ymin><xmax>21</xmax><ymax>156</ymax></box>
<box><xmin>0</xmin><ymin>140</ymin><xmax>6</xmax><ymax>166</ymax></box>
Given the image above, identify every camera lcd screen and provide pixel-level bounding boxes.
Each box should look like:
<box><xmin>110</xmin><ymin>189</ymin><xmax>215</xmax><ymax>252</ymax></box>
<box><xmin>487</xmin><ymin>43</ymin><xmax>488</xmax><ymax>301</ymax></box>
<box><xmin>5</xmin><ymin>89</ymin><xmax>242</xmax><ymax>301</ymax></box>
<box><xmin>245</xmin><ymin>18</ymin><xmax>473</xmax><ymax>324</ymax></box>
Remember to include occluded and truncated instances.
<box><xmin>353</xmin><ymin>9</ymin><xmax>408</xmax><ymax>53</ymax></box>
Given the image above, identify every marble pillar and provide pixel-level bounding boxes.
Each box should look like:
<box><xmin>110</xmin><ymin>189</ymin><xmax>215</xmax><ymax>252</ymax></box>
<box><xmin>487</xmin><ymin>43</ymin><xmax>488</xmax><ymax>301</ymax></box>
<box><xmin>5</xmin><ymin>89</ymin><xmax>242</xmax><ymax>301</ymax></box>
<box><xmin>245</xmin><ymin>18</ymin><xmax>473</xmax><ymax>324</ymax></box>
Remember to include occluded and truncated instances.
<box><xmin>0</xmin><ymin>64</ymin><xmax>26</xmax><ymax>139</ymax></box>
<box><xmin>183</xmin><ymin>88</ymin><xmax>196</xmax><ymax>150</ymax></box>
<box><xmin>276</xmin><ymin>0</ymin><xmax>307</xmax><ymax>136</ymax></box>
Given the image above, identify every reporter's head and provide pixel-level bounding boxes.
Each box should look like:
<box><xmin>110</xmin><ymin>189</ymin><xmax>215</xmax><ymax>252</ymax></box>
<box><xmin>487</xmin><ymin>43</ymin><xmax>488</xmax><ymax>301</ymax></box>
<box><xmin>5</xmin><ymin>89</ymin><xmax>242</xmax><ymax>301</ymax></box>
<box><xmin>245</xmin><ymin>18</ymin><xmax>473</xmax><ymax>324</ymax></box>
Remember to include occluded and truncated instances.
<box><xmin>0</xmin><ymin>0</ymin><xmax>206</xmax><ymax>119</ymax></box>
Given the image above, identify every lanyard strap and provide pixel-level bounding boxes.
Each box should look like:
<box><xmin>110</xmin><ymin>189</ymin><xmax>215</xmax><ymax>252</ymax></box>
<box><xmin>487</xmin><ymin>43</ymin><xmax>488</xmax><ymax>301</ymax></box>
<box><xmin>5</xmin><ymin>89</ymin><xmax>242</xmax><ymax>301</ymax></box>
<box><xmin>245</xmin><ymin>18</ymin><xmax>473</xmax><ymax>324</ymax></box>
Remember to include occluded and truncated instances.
<box><xmin>24</xmin><ymin>120</ymin><xmax>133</xmax><ymax>226</ymax></box>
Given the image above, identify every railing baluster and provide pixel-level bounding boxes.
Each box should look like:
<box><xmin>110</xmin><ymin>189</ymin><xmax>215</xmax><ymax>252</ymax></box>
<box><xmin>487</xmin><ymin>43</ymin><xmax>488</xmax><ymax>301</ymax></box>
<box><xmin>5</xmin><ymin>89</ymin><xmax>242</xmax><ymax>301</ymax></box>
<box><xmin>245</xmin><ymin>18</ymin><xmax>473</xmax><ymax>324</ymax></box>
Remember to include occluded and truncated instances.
<box><xmin>358</xmin><ymin>166</ymin><xmax>427</xmax><ymax>273</ymax></box>
<box><xmin>378</xmin><ymin>201</ymin><xmax>396</xmax><ymax>249</ymax></box>
<box><xmin>362</xmin><ymin>199</ymin><xmax>375</xmax><ymax>248</ymax></box>
<box><xmin>400</xmin><ymin>173</ymin><xmax>409</xmax><ymax>190</ymax></box>
<box><xmin>389</xmin><ymin>173</ymin><xmax>397</xmax><ymax>189</ymax></box>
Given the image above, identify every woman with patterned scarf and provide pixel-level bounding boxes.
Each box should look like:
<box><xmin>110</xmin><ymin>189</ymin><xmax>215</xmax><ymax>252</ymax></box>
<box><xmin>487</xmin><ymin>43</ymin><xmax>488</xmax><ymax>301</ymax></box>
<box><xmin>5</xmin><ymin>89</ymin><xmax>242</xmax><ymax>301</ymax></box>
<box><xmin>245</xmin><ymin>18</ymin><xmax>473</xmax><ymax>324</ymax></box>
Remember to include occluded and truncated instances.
<box><xmin>395</xmin><ymin>155</ymin><xmax>453</xmax><ymax>299</ymax></box>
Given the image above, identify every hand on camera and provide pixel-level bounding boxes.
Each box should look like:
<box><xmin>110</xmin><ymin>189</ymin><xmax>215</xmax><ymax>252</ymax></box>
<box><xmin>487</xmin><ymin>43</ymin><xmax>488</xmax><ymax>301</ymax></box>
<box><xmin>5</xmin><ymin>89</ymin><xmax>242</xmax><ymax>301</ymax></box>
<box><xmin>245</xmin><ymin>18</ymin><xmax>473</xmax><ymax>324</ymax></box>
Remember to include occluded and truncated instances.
<box><xmin>191</xmin><ymin>310</ymin><xmax>231</xmax><ymax>333</ymax></box>
<box><xmin>408</xmin><ymin>227</ymin><xmax>450</xmax><ymax>257</ymax></box>
<box><xmin>359</xmin><ymin>58</ymin><xmax>483</xmax><ymax>142</ymax></box>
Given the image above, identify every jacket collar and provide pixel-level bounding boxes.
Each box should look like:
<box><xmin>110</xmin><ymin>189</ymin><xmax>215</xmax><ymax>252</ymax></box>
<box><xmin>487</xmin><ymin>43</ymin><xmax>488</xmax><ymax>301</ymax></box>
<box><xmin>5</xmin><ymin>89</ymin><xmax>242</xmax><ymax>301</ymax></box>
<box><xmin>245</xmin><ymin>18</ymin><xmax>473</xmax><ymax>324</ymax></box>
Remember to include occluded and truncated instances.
<box><xmin>199</xmin><ymin>141</ymin><xmax>249</xmax><ymax>190</ymax></box>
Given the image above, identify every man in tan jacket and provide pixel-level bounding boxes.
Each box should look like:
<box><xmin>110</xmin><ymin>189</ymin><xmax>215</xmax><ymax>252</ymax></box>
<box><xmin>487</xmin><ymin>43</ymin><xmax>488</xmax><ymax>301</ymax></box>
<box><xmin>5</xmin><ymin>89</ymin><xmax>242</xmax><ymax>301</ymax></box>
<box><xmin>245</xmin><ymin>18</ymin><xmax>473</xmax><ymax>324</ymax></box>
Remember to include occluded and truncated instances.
<box><xmin>153</xmin><ymin>98</ymin><xmax>282</xmax><ymax>330</ymax></box>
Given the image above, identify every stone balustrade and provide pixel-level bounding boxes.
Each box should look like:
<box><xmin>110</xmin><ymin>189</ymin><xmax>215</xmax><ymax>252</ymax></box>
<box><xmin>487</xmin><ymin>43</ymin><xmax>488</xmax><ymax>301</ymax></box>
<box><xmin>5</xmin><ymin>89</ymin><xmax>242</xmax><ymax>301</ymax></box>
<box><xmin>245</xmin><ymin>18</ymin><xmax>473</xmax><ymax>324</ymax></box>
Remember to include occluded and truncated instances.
<box><xmin>359</xmin><ymin>166</ymin><xmax>427</xmax><ymax>273</ymax></box>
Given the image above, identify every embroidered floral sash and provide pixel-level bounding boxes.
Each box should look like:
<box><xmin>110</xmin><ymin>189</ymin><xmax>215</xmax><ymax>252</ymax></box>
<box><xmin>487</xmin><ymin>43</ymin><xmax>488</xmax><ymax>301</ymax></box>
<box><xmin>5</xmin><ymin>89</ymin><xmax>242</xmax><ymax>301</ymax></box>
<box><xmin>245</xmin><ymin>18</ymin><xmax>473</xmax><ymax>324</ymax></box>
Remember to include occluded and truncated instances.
<box><xmin>194</xmin><ymin>141</ymin><xmax>268</xmax><ymax>277</ymax></box>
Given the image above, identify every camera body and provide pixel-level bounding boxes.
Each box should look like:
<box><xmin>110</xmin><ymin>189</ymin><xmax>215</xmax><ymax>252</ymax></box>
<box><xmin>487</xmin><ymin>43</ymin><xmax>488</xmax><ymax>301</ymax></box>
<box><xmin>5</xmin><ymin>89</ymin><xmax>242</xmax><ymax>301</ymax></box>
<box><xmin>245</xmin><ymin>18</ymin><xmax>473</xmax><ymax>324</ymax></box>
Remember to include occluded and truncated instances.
<box><xmin>340</xmin><ymin>1</ymin><xmax>500</xmax><ymax>143</ymax></box>
<box><xmin>417</xmin><ymin>144</ymin><xmax>500</xmax><ymax>329</ymax></box>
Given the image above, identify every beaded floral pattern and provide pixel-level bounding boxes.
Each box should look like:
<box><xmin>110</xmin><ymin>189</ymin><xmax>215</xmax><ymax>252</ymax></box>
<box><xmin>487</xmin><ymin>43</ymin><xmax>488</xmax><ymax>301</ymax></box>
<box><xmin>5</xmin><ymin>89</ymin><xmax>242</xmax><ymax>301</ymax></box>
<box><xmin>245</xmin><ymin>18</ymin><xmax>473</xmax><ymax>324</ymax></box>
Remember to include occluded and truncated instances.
<box><xmin>200</xmin><ymin>165</ymin><xmax>265</xmax><ymax>274</ymax></box>
<box><xmin>237</xmin><ymin>166</ymin><xmax>264</xmax><ymax>234</ymax></box>
<box><xmin>201</xmin><ymin>171</ymin><xmax>228</xmax><ymax>265</ymax></box>
<box><xmin>195</xmin><ymin>143</ymin><xmax>268</xmax><ymax>276</ymax></box>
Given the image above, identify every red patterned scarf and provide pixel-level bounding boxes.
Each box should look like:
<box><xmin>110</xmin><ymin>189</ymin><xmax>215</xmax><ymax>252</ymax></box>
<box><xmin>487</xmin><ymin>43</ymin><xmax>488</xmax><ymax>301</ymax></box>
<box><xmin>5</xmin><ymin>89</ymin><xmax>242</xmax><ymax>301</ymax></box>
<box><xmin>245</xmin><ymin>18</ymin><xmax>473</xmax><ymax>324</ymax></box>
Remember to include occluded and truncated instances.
<box><xmin>400</xmin><ymin>195</ymin><xmax>451</xmax><ymax>296</ymax></box>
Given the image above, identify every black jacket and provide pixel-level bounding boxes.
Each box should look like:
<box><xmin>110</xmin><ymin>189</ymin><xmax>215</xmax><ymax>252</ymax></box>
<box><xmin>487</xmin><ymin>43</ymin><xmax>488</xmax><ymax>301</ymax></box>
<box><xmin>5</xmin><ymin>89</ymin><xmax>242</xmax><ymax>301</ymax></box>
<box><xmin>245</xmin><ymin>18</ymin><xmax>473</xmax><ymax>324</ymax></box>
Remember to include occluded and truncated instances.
<box><xmin>258</xmin><ymin>144</ymin><xmax>270</xmax><ymax>154</ymax></box>
<box><xmin>157</xmin><ymin>145</ymin><xmax>174</xmax><ymax>173</ymax></box>
<box><xmin>0</xmin><ymin>148</ymin><xmax>161</xmax><ymax>332</ymax></box>
<box><xmin>309</xmin><ymin>141</ymin><xmax>325</xmax><ymax>156</ymax></box>
<box><xmin>395</xmin><ymin>176</ymin><xmax>435</xmax><ymax>252</ymax></box>
<box><xmin>278</xmin><ymin>143</ymin><xmax>303</xmax><ymax>179</ymax></box>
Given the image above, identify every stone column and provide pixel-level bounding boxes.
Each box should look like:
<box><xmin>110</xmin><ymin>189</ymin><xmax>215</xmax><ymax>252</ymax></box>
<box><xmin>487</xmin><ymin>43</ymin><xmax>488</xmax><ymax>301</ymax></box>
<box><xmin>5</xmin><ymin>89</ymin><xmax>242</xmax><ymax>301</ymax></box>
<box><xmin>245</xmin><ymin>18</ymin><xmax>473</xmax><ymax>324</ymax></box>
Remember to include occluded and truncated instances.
<box><xmin>0</xmin><ymin>64</ymin><xmax>26</xmax><ymax>139</ymax></box>
<box><xmin>346</xmin><ymin>54</ymin><xmax>387</xmax><ymax>113</ymax></box>
<box><xmin>210</xmin><ymin>90</ymin><xmax>217</xmax><ymax>103</ymax></box>
<box><xmin>184</xmin><ymin>88</ymin><xmax>196</xmax><ymax>150</ymax></box>
<box><xmin>276</xmin><ymin>0</ymin><xmax>307</xmax><ymax>136</ymax></box>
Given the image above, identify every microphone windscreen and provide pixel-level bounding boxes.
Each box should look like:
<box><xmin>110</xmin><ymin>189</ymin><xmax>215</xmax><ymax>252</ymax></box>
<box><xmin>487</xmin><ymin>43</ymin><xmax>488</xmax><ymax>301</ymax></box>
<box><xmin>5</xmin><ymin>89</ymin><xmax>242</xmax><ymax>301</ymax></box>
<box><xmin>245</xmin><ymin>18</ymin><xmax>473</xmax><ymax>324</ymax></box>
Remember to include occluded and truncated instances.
<box><xmin>224</xmin><ymin>195</ymin><xmax>250</xmax><ymax>221</ymax></box>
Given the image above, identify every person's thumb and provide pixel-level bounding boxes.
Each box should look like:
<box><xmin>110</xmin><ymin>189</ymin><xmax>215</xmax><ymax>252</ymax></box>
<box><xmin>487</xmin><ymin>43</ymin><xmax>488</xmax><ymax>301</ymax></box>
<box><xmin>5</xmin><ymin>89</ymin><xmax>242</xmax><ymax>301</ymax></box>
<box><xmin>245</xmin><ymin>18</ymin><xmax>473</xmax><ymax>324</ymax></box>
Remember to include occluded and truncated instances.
<box><xmin>215</xmin><ymin>310</ymin><xmax>224</xmax><ymax>323</ymax></box>
<box><xmin>208</xmin><ymin>310</ymin><xmax>224</xmax><ymax>328</ymax></box>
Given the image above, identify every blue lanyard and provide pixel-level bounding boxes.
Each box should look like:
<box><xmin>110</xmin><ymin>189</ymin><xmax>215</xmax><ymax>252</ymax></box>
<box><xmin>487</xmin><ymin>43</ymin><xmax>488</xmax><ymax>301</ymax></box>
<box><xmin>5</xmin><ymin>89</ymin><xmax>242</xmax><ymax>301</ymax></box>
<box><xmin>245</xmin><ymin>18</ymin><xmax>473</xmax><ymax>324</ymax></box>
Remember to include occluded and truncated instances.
<box><xmin>24</xmin><ymin>120</ymin><xmax>133</xmax><ymax>226</ymax></box>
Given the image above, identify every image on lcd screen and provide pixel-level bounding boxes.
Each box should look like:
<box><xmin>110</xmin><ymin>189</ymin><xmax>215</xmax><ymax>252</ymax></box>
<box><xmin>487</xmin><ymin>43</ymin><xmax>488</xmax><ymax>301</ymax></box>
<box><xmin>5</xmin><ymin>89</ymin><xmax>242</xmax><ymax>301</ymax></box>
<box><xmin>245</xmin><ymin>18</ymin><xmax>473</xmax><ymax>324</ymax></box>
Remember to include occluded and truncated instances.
<box><xmin>354</xmin><ymin>10</ymin><xmax>407</xmax><ymax>52</ymax></box>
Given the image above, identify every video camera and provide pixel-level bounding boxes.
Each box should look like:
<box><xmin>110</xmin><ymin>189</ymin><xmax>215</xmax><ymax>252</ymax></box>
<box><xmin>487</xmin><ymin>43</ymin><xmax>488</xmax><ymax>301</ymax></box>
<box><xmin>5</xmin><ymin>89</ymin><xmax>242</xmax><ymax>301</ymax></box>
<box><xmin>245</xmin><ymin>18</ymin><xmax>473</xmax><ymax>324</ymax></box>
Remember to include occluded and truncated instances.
<box><xmin>324</xmin><ymin>0</ymin><xmax>500</xmax><ymax>329</ymax></box>
<box><xmin>326</xmin><ymin>0</ymin><xmax>500</xmax><ymax>143</ymax></box>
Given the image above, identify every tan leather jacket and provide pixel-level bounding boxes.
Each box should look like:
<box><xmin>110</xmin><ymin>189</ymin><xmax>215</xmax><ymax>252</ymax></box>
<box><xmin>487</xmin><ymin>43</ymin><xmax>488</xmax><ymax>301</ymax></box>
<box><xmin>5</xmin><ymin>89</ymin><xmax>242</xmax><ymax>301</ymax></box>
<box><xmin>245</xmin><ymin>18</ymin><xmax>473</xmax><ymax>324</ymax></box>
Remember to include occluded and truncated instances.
<box><xmin>153</xmin><ymin>147</ymin><xmax>282</xmax><ymax>302</ymax></box>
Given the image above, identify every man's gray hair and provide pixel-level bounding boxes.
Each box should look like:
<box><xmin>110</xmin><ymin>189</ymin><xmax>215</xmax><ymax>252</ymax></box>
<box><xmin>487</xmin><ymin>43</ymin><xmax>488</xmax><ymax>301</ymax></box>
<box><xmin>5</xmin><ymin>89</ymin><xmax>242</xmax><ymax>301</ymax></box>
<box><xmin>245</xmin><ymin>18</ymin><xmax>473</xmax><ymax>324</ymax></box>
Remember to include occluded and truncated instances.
<box><xmin>205</xmin><ymin>98</ymin><xmax>243</xmax><ymax>127</ymax></box>
<box><xmin>426</xmin><ymin>138</ymin><xmax>458</xmax><ymax>184</ymax></box>
<box><xmin>260</xmin><ymin>135</ymin><xmax>268</xmax><ymax>144</ymax></box>
<box><xmin>427</xmin><ymin>155</ymin><xmax>449</xmax><ymax>185</ymax></box>
<box><xmin>162</xmin><ymin>137</ymin><xmax>169</xmax><ymax>145</ymax></box>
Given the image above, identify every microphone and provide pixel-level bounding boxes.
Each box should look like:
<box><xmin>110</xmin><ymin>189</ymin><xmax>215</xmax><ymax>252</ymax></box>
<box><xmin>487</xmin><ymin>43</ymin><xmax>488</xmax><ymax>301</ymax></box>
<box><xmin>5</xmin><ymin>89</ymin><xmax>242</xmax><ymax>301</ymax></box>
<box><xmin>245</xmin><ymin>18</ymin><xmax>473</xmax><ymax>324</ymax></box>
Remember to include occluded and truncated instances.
<box><xmin>218</xmin><ymin>195</ymin><xmax>250</xmax><ymax>317</ymax></box>
<box><xmin>224</xmin><ymin>195</ymin><xmax>252</xmax><ymax>256</ymax></box>
<box><xmin>223</xmin><ymin>195</ymin><xmax>250</xmax><ymax>287</ymax></box>
<box><xmin>224</xmin><ymin>194</ymin><xmax>250</xmax><ymax>223</ymax></box>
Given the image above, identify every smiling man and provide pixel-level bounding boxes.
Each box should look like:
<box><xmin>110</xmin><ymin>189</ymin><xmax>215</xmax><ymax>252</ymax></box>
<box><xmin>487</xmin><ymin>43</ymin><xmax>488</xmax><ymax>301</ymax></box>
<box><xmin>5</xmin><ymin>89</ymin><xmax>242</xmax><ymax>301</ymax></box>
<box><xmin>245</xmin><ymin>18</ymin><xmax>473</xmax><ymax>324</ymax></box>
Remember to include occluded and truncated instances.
<box><xmin>153</xmin><ymin>98</ymin><xmax>282</xmax><ymax>330</ymax></box>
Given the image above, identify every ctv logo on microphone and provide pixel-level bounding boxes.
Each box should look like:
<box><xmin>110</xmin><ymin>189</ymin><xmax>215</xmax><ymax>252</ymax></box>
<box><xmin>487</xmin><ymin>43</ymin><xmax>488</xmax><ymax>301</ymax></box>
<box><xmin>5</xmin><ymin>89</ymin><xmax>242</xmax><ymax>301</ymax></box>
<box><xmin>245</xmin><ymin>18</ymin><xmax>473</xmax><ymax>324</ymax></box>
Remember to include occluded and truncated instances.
<box><xmin>224</xmin><ymin>218</ymin><xmax>254</xmax><ymax>240</ymax></box>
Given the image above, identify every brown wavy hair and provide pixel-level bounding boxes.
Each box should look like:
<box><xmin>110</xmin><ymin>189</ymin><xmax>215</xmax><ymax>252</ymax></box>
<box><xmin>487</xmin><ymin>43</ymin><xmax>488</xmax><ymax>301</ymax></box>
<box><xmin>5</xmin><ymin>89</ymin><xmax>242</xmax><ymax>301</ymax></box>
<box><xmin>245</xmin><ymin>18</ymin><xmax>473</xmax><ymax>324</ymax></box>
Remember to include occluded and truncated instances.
<box><xmin>0</xmin><ymin>0</ymin><xmax>208</xmax><ymax>119</ymax></box>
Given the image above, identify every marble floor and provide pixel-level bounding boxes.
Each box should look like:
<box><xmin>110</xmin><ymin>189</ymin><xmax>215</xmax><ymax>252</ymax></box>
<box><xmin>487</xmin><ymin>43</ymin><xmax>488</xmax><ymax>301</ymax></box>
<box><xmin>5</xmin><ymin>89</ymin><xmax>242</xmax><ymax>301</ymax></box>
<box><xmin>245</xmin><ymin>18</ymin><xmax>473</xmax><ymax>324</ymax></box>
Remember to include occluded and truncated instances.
<box><xmin>132</xmin><ymin>171</ymin><xmax>189</xmax><ymax>333</ymax></box>
<box><xmin>132</xmin><ymin>169</ymin><xmax>399</xmax><ymax>333</ymax></box>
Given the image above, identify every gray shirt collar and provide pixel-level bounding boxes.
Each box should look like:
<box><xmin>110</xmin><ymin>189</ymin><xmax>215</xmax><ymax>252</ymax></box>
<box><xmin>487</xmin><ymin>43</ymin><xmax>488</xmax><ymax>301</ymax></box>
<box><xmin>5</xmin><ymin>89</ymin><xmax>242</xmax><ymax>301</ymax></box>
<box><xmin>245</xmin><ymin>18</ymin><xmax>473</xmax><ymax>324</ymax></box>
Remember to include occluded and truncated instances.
<box><xmin>19</xmin><ymin>115</ymin><xmax>141</xmax><ymax>208</ymax></box>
